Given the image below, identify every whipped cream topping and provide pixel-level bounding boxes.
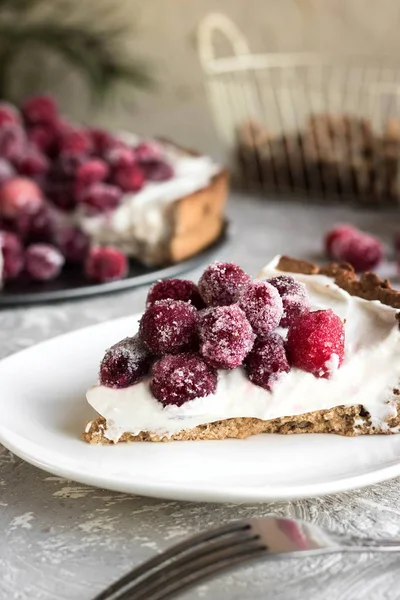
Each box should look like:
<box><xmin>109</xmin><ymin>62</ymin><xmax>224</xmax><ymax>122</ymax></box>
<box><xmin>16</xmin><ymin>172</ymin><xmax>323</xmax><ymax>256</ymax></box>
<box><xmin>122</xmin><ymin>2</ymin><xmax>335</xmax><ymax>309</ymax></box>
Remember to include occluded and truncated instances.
<box><xmin>87</xmin><ymin>256</ymin><xmax>400</xmax><ymax>441</ymax></box>
<box><xmin>75</xmin><ymin>135</ymin><xmax>220</xmax><ymax>263</ymax></box>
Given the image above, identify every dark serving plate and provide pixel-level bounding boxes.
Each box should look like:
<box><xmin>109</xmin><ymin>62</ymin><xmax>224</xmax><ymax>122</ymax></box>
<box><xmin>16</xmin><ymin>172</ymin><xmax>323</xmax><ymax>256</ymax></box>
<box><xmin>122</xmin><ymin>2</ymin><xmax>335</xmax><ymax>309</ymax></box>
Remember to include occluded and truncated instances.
<box><xmin>0</xmin><ymin>224</ymin><xmax>230</xmax><ymax>307</ymax></box>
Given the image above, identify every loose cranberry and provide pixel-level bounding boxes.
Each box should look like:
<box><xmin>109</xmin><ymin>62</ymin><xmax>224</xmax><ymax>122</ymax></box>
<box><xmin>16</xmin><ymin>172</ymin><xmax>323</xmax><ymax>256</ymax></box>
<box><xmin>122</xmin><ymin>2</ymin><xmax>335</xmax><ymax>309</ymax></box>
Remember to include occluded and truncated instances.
<box><xmin>85</xmin><ymin>245</ymin><xmax>128</xmax><ymax>283</ymax></box>
<box><xmin>143</xmin><ymin>160</ymin><xmax>174</xmax><ymax>182</ymax></box>
<box><xmin>0</xmin><ymin>103</ymin><xmax>20</xmax><ymax>127</ymax></box>
<box><xmin>24</xmin><ymin>204</ymin><xmax>57</xmax><ymax>244</ymax></box>
<box><xmin>147</xmin><ymin>279</ymin><xmax>205</xmax><ymax>309</ymax></box>
<box><xmin>0</xmin><ymin>177</ymin><xmax>43</xmax><ymax>218</ymax></box>
<box><xmin>135</xmin><ymin>141</ymin><xmax>163</xmax><ymax>163</ymax></box>
<box><xmin>199</xmin><ymin>304</ymin><xmax>255</xmax><ymax>369</ymax></box>
<box><xmin>105</xmin><ymin>145</ymin><xmax>135</xmax><ymax>168</ymax></box>
<box><xmin>0</xmin><ymin>231</ymin><xmax>24</xmax><ymax>279</ymax></box>
<box><xmin>76</xmin><ymin>159</ymin><xmax>109</xmax><ymax>187</ymax></box>
<box><xmin>59</xmin><ymin>128</ymin><xmax>93</xmax><ymax>157</ymax></box>
<box><xmin>46</xmin><ymin>181</ymin><xmax>76</xmax><ymax>213</ymax></box>
<box><xmin>89</xmin><ymin>128</ymin><xmax>115</xmax><ymax>156</ymax></box>
<box><xmin>139</xmin><ymin>299</ymin><xmax>198</xmax><ymax>355</ymax></box>
<box><xmin>113</xmin><ymin>163</ymin><xmax>144</xmax><ymax>192</ymax></box>
<box><xmin>57</xmin><ymin>226</ymin><xmax>90</xmax><ymax>263</ymax></box>
<box><xmin>0</xmin><ymin>159</ymin><xmax>15</xmax><ymax>185</ymax></box>
<box><xmin>15</xmin><ymin>147</ymin><xmax>49</xmax><ymax>178</ymax></box>
<box><xmin>27</xmin><ymin>124</ymin><xmax>56</xmax><ymax>155</ymax></box>
<box><xmin>100</xmin><ymin>335</ymin><xmax>152</xmax><ymax>388</ymax></box>
<box><xmin>239</xmin><ymin>281</ymin><xmax>283</xmax><ymax>336</ymax></box>
<box><xmin>150</xmin><ymin>353</ymin><xmax>217</xmax><ymax>407</ymax></box>
<box><xmin>286</xmin><ymin>309</ymin><xmax>345</xmax><ymax>379</ymax></box>
<box><xmin>331</xmin><ymin>232</ymin><xmax>383</xmax><ymax>272</ymax></box>
<box><xmin>268</xmin><ymin>275</ymin><xmax>310</xmax><ymax>328</ymax></box>
<box><xmin>22</xmin><ymin>95</ymin><xmax>57</xmax><ymax>125</ymax></box>
<box><xmin>25</xmin><ymin>243</ymin><xmax>65</xmax><ymax>281</ymax></box>
<box><xmin>78</xmin><ymin>183</ymin><xmax>122</xmax><ymax>215</ymax></box>
<box><xmin>244</xmin><ymin>334</ymin><xmax>290</xmax><ymax>391</ymax></box>
<box><xmin>0</xmin><ymin>124</ymin><xmax>26</xmax><ymax>162</ymax></box>
<box><xmin>325</xmin><ymin>224</ymin><xmax>357</xmax><ymax>259</ymax></box>
<box><xmin>198</xmin><ymin>262</ymin><xmax>252</xmax><ymax>306</ymax></box>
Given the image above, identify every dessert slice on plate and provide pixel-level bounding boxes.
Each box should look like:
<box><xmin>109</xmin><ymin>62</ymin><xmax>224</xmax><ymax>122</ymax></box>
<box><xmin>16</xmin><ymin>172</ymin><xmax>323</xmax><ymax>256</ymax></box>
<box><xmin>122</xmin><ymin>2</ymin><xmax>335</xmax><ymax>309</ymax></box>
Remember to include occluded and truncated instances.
<box><xmin>84</xmin><ymin>256</ymin><xmax>400</xmax><ymax>443</ymax></box>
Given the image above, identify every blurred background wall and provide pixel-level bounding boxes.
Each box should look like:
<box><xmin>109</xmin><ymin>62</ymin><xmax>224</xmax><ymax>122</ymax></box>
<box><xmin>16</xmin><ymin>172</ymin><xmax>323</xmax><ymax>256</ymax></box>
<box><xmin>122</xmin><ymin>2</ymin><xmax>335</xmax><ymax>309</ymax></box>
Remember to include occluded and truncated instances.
<box><xmin>10</xmin><ymin>0</ymin><xmax>400</xmax><ymax>158</ymax></box>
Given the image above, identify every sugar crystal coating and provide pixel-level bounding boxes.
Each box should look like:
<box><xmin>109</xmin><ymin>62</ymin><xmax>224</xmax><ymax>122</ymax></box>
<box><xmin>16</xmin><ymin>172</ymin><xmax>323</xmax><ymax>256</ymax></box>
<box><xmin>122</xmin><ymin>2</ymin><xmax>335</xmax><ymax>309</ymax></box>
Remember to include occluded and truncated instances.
<box><xmin>199</xmin><ymin>304</ymin><xmax>255</xmax><ymax>369</ymax></box>
<box><xmin>85</xmin><ymin>245</ymin><xmax>127</xmax><ymax>283</ymax></box>
<box><xmin>146</xmin><ymin>279</ymin><xmax>205</xmax><ymax>309</ymax></box>
<box><xmin>139</xmin><ymin>299</ymin><xmax>198</xmax><ymax>355</ymax></box>
<box><xmin>100</xmin><ymin>335</ymin><xmax>152</xmax><ymax>389</ymax></box>
<box><xmin>150</xmin><ymin>353</ymin><xmax>217</xmax><ymax>406</ymax></box>
<box><xmin>198</xmin><ymin>262</ymin><xmax>251</xmax><ymax>306</ymax></box>
<box><xmin>244</xmin><ymin>333</ymin><xmax>290</xmax><ymax>390</ymax></box>
<box><xmin>286</xmin><ymin>308</ymin><xmax>345</xmax><ymax>379</ymax></box>
<box><xmin>25</xmin><ymin>243</ymin><xmax>65</xmax><ymax>281</ymax></box>
<box><xmin>239</xmin><ymin>280</ymin><xmax>283</xmax><ymax>336</ymax></box>
<box><xmin>268</xmin><ymin>275</ymin><xmax>310</xmax><ymax>327</ymax></box>
<box><xmin>0</xmin><ymin>230</ymin><xmax>24</xmax><ymax>279</ymax></box>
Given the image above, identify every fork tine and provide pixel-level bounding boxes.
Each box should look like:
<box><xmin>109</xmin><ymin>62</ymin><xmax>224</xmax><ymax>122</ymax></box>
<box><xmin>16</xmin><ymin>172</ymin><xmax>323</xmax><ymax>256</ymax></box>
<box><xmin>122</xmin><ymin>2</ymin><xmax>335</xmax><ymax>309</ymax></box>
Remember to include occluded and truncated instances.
<box><xmin>93</xmin><ymin>520</ymin><xmax>250</xmax><ymax>600</ymax></box>
<box><xmin>118</xmin><ymin>533</ymin><xmax>263</xmax><ymax>600</ymax></box>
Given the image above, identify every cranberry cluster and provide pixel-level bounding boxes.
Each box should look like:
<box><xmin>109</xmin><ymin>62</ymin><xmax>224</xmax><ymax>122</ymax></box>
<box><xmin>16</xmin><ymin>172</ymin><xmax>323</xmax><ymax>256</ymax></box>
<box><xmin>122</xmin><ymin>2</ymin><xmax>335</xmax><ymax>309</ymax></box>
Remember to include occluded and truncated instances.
<box><xmin>324</xmin><ymin>224</ymin><xmax>383</xmax><ymax>272</ymax></box>
<box><xmin>100</xmin><ymin>262</ymin><xmax>346</xmax><ymax>406</ymax></box>
<box><xmin>0</xmin><ymin>95</ymin><xmax>174</xmax><ymax>284</ymax></box>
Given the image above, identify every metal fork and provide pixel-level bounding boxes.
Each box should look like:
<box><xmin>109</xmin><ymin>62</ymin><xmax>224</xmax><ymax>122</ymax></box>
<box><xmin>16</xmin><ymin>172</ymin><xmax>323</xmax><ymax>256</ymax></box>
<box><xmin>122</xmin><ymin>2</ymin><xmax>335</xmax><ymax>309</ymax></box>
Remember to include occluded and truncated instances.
<box><xmin>93</xmin><ymin>516</ymin><xmax>400</xmax><ymax>600</ymax></box>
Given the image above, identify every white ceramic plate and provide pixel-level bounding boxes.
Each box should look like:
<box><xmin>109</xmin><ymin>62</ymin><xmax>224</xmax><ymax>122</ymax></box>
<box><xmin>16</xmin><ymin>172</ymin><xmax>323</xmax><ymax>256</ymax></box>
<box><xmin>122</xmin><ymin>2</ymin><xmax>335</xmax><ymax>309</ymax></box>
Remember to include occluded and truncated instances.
<box><xmin>1</xmin><ymin>314</ymin><xmax>400</xmax><ymax>503</ymax></box>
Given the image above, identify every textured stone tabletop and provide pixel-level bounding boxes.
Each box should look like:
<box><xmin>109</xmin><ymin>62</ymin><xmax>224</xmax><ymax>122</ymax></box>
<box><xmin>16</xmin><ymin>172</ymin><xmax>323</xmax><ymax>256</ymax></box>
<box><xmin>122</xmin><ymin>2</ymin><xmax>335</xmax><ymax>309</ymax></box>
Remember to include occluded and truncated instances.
<box><xmin>2</xmin><ymin>193</ymin><xmax>400</xmax><ymax>600</ymax></box>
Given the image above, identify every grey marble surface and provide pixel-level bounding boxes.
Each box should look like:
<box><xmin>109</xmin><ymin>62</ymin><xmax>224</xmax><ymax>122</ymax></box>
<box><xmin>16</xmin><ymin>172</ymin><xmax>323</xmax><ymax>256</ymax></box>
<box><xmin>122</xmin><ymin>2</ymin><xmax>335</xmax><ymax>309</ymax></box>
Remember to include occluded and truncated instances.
<box><xmin>2</xmin><ymin>193</ymin><xmax>400</xmax><ymax>600</ymax></box>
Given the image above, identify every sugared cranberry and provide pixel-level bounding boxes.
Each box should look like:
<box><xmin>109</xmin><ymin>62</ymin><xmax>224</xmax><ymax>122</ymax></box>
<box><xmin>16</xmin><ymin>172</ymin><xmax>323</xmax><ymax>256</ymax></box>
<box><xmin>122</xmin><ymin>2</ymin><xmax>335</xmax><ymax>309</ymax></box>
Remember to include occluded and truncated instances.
<box><xmin>59</xmin><ymin>128</ymin><xmax>93</xmax><ymax>157</ymax></box>
<box><xmin>325</xmin><ymin>224</ymin><xmax>358</xmax><ymax>259</ymax></box>
<box><xmin>0</xmin><ymin>103</ymin><xmax>20</xmax><ymax>127</ymax></box>
<box><xmin>16</xmin><ymin>147</ymin><xmax>49</xmax><ymax>178</ymax></box>
<box><xmin>150</xmin><ymin>353</ymin><xmax>217</xmax><ymax>407</ymax></box>
<box><xmin>57</xmin><ymin>226</ymin><xmax>90</xmax><ymax>263</ymax></box>
<box><xmin>22</xmin><ymin>95</ymin><xmax>57</xmax><ymax>125</ymax></box>
<box><xmin>0</xmin><ymin>159</ymin><xmax>15</xmax><ymax>185</ymax></box>
<box><xmin>268</xmin><ymin>275</ymin><xmax>310</xmax><ymax>328</ymax></box>
<box><xmin>244</xmin><ymin>334</ymin><xmax>290</xmax><ymax>391</ymax></box>
<box><xmin>143</xmin><ymin>160</ymin><xmax>174</xmax><ymax>182</ymax></box>
<box><xmin>105</xmin><ymin>144</ymin><xmax>135</xmax><ymax>168</ymax></box>
<box><xmin>199</xmin><ymin>305</ymin><xmax>255</xmax><ymax>369</ymax></box>
<box><xmin>0</xmin><ymin>124</ymin><xmax>26</xmax><ymax>162</ymax></box>
<box><xmin>139</xmin><ymin>299</ymin><xmax>198</xmax><ymax>355</ymax></box>
<box><xmin>78</xmin><ymin>183</ymin><xmax>122</xmax><ymax>215</ymax></box>
<box><xmin>24</xmin><ymin>204</ymin><xmax>57</xmax><ymax>244</ymax></box>
<box><xmin>46</xmin><ymin>181</ymin><xmax>76</xmax><ymax>212</ymax></box>
<box><xmin>100</xmin><ymin>335</ymin><xmax>152</xmax><ymax>389</ymax></box>
<box><xmin>135</xmin><ymin>141</ymin><xmax>163</xmax><ymax>163</ymax></box>
<box><xmin>76</xmin><ymin>159</ymin><xmax>109</xmax><ymax>187</ymax></box>
<box><xmin>147</xmin><ymin>279</ymin><xmax>205</xmax><ymax>309</ymax></box>
<box><xmin>27</xmin><ymin>124</ymin><xmax>56</xmax><ymax>155</ymax></box>
<box><xmin>286</xmin><ymin>309</ymin><xmax>345</xmax><ymax>379</ymax></box>
<box><xmin>113</xmin><ymin>163</ymin><xmax>144</xmax><ymax>192</ymax></box>
<box><xmin>0</xmin><ymin>231</ymin><xmax>24</xmax><ymax>279</ymax></box>
<box><xmin>198</xmin><ymin>262</ymin><xmax>251</xmax><ymax>307</ymax></box>
<box><xmin>85</xmin><ymin>245</ymin><xmax>127</xmax><ymax>283</ymax></box>
<box><xmin>25</xmin><ymin>243</ymin><xmax>65</xmax><ymax>281</ymax></box>
<box><xmin>239</xmin><ymin>281</ymin><xmax>283</xmax><ymax>336</ymax></box>
<box><xmin>89</xmin><ymin>128</ymin><xmax>115</xmax><ymax>156</ymax></box>
<box><xmin>331</xmin><ymin>232</ymin><xmax>383</xmax><ymax>272</ymax></box>
<box><xmin>0</xmin><ymin>177</ymin><xmax>43</xmax><ymax>218</ymax></box>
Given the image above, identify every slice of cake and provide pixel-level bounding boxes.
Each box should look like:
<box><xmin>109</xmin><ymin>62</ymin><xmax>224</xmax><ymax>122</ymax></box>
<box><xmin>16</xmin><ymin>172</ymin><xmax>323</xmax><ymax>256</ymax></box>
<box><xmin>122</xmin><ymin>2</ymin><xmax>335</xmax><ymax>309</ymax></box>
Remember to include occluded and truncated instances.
<box><xmin>84</xmin><ymin>256</ymin><xmax>400</xmax><ymax>443</ymax></box>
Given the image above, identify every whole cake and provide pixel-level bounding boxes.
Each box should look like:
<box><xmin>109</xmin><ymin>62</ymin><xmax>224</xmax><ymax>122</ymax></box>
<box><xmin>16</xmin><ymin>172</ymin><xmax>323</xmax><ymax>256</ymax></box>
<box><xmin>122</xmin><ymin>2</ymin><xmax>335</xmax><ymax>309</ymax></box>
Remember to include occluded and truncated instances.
<box><xmin>84</xmin><ymin>256</ymin><xmax>400</xmax><ymax>443</ymax></box>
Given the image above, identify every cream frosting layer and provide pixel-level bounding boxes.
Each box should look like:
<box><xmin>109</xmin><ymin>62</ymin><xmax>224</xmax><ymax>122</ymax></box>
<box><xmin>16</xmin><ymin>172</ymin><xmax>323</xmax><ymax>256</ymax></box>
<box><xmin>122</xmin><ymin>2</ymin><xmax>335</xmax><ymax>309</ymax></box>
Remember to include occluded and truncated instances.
<box><xmin>86</xmin><ymin>256</ymin><xmax>400</xmax><ymax>441</ymax></box>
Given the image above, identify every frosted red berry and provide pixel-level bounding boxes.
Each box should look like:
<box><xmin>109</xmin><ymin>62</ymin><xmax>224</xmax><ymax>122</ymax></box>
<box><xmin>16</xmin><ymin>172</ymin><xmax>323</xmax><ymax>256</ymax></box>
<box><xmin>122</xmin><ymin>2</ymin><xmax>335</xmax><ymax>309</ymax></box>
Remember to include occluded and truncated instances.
<box><xmin>135</xmin><ymin>141</ymin><xmax>163</xmax><ymax>163</ymax></box>
<box><xmin>105</xmin><ymin>145</ymin><xmax>135</xmax><ymax>168</ymax></box>
<box><xmin>78</xmin><ymin>183</ymin><xmax>122</xmax><ymax>215</ymax></box>
<box><xmin>100</xmin><ymin>335</ymin><xmax>152</xmax><ymax>389</ymax></box>
<box><xmin>239</xmin><ymin>280</ymin><xmax>283</xmax><ymax>336</ymax></box>
<box><xmin>139</xmin><ymin>299</ymin><xmax>198</xmax><ymax>355</ymax></box>
<box><xmin>0</xmin><ymin>159</ymin><xmax>15</xmax><ymax>185</ymax></box>
<box><xmin>0</xmin><ymin>124</ymin><xmax>26</xmax><ymax>162</ymax></box>
<box><xmin>46</xmin><ymin>181</ymin><xmax>76</xmax><ymax>212</ymax></box>
<box><xmin>0</xmin><ymin>231</ymin><xmax>24</xmax><ymax>279</ymax></box>
<box><xmin>286</xmin><ymin>309</ymin><xmax>345</xmax><ymax>379</ymax></box>
<box><xmin>331</xmin><ymin>232</ymin><xmax>382</xmax><ymax>272</ymax></box>
<box><xmin>113</xmin><ymin>163</ymin><xmax>144</xmax><ymax>192</ymax></box>
<box><xmin>24</xmin><ymin>204</ymin><xmax>57</xmax><ymax>244</ymax></box>
<box><xmin>147</xmin><ymin>279</ymin><xmax>205</xmax><ymax>309</ymax></box>
<box><xmin>27</xmin><ymin>124</ymin><xmax>56</xmax><ymax>155</ymax></box>
<box><xmin>57</xmin><ymin>226</ymin><xmax>90</xmax><ymax>263</ymax></box>
<box><xmin>0</xmin><ymin>177</ymin><xmax>43</xmax><ymax>218</ymax></box>
<box><xmin>25</xmin><ymin>243</ymin><xmax>65</xmax><ymax>281</ymax></box>
<box><xmin>0</xmin><ymin>103</ymin><xmax>20</xmax><ymax>127</ymax></box>
<box><xmin>59</xmin><ymin>128</ymin><xmax>93</xmax><ymax>157</ymax></box>
<box><xmin>198</xmin><ymin>262</ymin><xmax>251</xmax><ymax>306</ymax></box>
<box><xmin>244</xmin><ymin>334</ymin><xmax>290</xmax><ymax>391</ymax></box>
<box><xmin>16</xmin><ymin>147</ymin><xmax>49</xmax><ymax>178</ymax></box>
<box><xmin>85</xmin><ymin>246</ymin><xmax>128</xmax><ymax>283</ymax></box>
<box><xmin>199</xmin><ymin>304</ymin><xmax>255</xmax><ymax>369</ymax></box>
<box><xmin>89</xmin><ymin>128</ymin><xmax>115</xmax><ymax>156</ymax></box>
<box><xmin>22</xmin><ymin>95</ymin><xmax>57</xmax><ymax>125</ymax></box>
<box><xmin>325</xmin><ymin>224</ymin><xmax>357</xmax><ymax>259</ymax></box>
<box><xmin>76</xmin><ymin>159</ymin><xmax>109</xmax><ymax>187</ymax></box>
<box><xmin>150</xmin><ymin>353</ymin><xmax>217</xmax><ymax>407</ymax></box>
<box><xmin>144</xmin><ymin>160</ymin><xmax>174</xmax><ymax>182</ymax></box>
<box><xmin>268</xmin><ymin>275</ymin><xmax>310</xmax><ymax>328</ymax></box>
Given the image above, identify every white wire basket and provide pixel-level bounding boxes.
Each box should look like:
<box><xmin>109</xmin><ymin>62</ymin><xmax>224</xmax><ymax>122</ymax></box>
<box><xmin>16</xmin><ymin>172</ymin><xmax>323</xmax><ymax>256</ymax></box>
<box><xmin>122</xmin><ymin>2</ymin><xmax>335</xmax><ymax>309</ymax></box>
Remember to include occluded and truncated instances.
<box><xmin>198</xmin><ymin>13</ymin><xmax>400</xmax><ymax>205</ymax></box>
